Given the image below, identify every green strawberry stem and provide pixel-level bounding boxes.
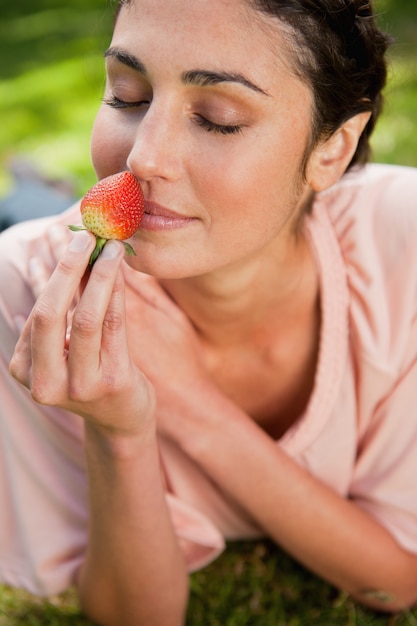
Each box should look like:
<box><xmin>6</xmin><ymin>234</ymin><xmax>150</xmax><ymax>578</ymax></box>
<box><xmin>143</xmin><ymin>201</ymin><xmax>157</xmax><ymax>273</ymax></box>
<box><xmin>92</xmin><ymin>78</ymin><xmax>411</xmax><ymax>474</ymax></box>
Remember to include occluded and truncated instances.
<box><xmin>68</xmin><ymin>225</ymin><xmax>85</xmax><ymax>232</ymax></box>
<box><xmin>90</xmin><ymin>237</ymin><xmax>108</xmax><ymax>265</ymax></box>
<box><xmin>67</xmin><ymin>225</ymin><xmax>137</xmax><ymax>265</ymax></box>
<box><xmin>122</xmin><ymin>242</ymin><xmax>136</xmax><ymax>256</ymax></box>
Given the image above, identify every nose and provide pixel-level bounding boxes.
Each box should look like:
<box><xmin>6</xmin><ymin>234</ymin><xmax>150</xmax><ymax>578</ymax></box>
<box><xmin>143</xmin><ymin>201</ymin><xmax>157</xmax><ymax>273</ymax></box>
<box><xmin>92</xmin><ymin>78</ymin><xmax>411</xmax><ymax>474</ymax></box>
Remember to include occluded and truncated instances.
<box><xmin>126</xmin><ymin>101</ymin><xmax>182</xmax><ymax>183</ymax></box>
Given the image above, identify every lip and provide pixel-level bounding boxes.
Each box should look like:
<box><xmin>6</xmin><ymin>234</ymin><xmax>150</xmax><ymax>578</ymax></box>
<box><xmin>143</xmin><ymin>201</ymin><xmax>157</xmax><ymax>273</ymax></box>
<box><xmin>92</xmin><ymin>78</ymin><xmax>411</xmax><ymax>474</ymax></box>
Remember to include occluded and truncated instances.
<box><xmin>140</xmin><ymin>201</ymin><xmax>198</xmax><ymax>231</ymax></box>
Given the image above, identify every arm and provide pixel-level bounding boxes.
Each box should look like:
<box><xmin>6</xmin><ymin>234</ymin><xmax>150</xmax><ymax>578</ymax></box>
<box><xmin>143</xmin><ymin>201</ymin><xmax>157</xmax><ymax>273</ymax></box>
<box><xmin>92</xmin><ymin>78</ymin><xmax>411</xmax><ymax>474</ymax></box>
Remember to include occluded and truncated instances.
<box><xmin>167</xmin><ymin>384</ymin><xmax>417</xmax><ymax>613</ymax></box>
<box><xmin>103</xmin><ymin>268</ymin><xmax>417</xmax><ymax>614</ymax></box>
<box><xmin>15</xmin><ymin>228</ymin><xmax>417</xmax><ymax>616</ymax></box>
<box><xmin>9</xmin><ymin>233</ymin><xmax>188</xmax><ymax>626</ymax></box>
<box><xmin>77</xmin><ymin>423</ymin><xmax>188</xmax><ymax>626</ymax></box>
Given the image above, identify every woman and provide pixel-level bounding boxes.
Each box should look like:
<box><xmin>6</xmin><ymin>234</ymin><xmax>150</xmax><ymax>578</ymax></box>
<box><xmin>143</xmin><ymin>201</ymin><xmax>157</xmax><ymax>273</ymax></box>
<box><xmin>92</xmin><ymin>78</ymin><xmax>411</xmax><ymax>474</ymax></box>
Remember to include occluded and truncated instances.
<box><xmin>1</xmin><ymin>1</ymin><xmax>417</xmax><ymax>624</ymax></box>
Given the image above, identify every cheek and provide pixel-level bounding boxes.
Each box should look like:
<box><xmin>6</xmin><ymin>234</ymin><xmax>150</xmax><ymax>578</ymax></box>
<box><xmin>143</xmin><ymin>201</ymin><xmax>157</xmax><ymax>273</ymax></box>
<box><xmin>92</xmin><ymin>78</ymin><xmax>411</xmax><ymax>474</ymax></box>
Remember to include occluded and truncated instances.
<box><xmin>90</xmin><ymin>108</ymin><xmax>130</xmax><ymax>179</ymax></box>
<box><xmin>195</xmin><ymin>135</ymin><xmax>304</xmax><ymax>223</ymax></box>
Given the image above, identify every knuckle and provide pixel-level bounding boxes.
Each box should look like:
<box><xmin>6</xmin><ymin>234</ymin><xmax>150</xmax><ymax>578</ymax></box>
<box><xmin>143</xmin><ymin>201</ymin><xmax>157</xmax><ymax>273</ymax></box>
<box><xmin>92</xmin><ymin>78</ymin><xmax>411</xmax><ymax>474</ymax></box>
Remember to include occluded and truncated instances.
<box><xmin>91</xmin><ymin>264</ymin><xmax>113</xmax><ymax>284</ymax></box>
<box><xmin>9</xmin><ymin>354</ymin><xmax>24</xmax><ymax>384</ymax></box>
<box><xmin>72</xmin><ymin>306</ymin><xmax>100</xmax><ymax>338</ymax></box>
<box><xmin>32</xmin><ymin>300</ymin><xmax>59</xmax><ymax>330</ymax></box>
<box><xmin>30</xmin><ymin>386</ymin><xmax>48</xmax><ymax>405</ymax></box>
<box><xmin>67</xmin><ymin>379</ymin><xmax>90</xmax><ymax>403</ymax></box>
<box><xmin>56</xmin><ymin>257</ymin><xmax>78</xmax><ymax>277</ymax></box>
<box><xmin>103</xmin><ymin>310</ymin><xmax>124</xmax><ymax>333</ymax></box>
<box><xmin>30</xmin><ymin>376</ymin><xmax>58</xmax><ymax>406</ymax></box>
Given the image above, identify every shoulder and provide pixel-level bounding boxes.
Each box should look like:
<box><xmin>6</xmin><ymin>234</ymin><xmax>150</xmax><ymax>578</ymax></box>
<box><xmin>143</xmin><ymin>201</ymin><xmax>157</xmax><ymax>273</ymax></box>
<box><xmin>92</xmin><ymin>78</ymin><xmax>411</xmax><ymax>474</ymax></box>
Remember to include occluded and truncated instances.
<box><xmin>315</xmin><ymin>164</ymin><xmax>417</xmax><ymax>373</ymax></box>
<box><xmin>322</xmin><ymin>164</ymin><xmax>417</xmax><ymax>298</ymax></box>
<box><xmin>320</xmin><ymin>163</ymin><xmax>417</xmax><ymax>236</ymax></box>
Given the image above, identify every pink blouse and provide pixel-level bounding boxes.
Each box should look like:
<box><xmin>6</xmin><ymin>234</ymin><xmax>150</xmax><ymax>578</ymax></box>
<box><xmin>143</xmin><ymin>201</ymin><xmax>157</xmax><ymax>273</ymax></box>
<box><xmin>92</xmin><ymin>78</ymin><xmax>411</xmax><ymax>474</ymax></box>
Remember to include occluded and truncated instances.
<box><xmin>1</xmin><ymin>163</ymin><xmax>416</xmax><ymax>596</ymax></box>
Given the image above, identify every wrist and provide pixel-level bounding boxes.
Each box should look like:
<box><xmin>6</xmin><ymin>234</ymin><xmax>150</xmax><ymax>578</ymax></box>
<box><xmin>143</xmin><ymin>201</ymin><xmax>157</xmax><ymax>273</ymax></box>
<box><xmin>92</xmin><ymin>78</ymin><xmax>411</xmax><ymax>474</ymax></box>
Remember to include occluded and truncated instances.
<box><xmin>83</xmin><ymin>412</ymin><xmax>157</xmax><ymax>462</ymax></box>
<box><xmin>82</xmin><ymin>376</ymin><xmax>157</xmax><ymax>457</ymax></box>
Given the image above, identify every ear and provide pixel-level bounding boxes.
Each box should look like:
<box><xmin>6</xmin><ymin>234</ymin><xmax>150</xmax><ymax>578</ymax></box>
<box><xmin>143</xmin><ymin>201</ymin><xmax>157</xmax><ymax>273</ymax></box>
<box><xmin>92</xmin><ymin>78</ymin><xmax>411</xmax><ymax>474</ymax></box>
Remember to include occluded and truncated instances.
<box><xmin>306</xmin><ymin>111</ymin><xmax>372</xmax><ymax>192</ymax></box>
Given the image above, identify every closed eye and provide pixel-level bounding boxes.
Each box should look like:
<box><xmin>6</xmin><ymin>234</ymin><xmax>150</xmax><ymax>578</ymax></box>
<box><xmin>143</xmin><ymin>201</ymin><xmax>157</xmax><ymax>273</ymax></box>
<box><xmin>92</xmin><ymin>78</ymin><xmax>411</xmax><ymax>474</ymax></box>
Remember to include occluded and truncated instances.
<box><xmin>103</xmin><ymin>96</ymin><xmax>244</xmax><ymax>135</ymax></box>
<box><xmin>102</xmin><ymin>95</ymin><xmax>150</xmax><ymax>109</ymax></box>
<box><xmin>194</xmin><ymin>114</ymin><xmax>243</xmax><ymax>135</ymax></box>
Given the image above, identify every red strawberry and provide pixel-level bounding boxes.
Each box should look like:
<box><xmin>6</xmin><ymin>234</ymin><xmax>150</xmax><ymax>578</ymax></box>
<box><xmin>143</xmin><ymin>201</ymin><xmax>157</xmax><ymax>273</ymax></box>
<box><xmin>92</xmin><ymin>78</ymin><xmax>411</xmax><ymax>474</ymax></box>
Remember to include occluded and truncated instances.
<box><xmin>69</xmin><ymin>171</ymin><xmax>145</xmax><ymax>264</ymax></box>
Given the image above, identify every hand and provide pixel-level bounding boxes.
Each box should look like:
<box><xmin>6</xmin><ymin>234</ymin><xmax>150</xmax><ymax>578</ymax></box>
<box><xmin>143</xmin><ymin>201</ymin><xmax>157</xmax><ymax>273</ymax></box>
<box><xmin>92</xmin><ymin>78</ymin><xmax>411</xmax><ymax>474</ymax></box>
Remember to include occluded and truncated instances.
<box><xmin>10</xmin><ymin>231</ymin><xmax>155</xmax><ymax>439</ymax></box>
<box><xmin>123</xmin><ymin>275</ymin><xmax>214</xmax><ymax>441</ymax></box>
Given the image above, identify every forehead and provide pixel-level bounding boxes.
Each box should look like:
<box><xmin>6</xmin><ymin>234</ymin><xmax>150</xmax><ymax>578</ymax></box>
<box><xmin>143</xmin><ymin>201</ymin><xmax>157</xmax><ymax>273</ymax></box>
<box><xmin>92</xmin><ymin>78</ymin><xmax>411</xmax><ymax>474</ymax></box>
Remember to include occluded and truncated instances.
<box><xmin>113</xmin><ymin>0</ymin><xmax>297</xmax><ymax>84</ymax></box>
<box><xmin>117</xmin><ymin>0</ymin><xmax>265</xmax><ymax>35</ymax></box>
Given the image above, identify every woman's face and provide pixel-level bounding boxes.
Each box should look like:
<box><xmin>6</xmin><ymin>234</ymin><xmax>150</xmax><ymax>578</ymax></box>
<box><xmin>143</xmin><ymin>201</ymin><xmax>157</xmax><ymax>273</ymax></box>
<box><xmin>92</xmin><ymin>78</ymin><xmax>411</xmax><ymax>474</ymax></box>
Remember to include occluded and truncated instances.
<box><xmin>91</xmin><ymin>0</ymin><xmax>315</xmax><ymax>279</ymax></box>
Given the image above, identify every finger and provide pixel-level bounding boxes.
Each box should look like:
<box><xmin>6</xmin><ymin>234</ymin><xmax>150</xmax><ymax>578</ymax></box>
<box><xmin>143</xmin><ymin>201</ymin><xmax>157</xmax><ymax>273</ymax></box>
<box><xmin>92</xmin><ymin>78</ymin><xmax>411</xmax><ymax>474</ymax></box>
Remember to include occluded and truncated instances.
<box><xmin>30</xmin><ymin>231</ymin><xmax>96</xmax><ymax>391</ymax></box>
<box><xmin>100</xmin><ymin>258</ymin><xmax>131</xmax><ymax>371</ymax></box>
<box><xmin>28</xmin><ymin>255</ymin><xmax>80</xmax><ymax>345</ymax></box>
<box><xmin>9</xmin><ymin>312</ymin><xmax>36</xmax><ymax>388</ymax></box>
<box><xmin>67</xmin><ymin>240</ymin><xmax>126</xmax><ymax>384</ymax></box>
<box><xmin>28</xmin><ymin>256</ymin><xmax>51</xmax><ymax>299</ymax></box>
<box><xmin>50</xmin><ymin>224</ymin><xmax>83</xmax><ymax>311</ymax></box>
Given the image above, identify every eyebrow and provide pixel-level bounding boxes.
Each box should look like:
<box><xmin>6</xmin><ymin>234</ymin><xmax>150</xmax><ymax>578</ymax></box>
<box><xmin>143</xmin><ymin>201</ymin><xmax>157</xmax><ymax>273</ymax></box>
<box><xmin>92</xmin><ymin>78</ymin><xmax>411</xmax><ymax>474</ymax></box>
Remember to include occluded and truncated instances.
<box><xmin>182</xmin><ymin>69</ymin><xmax>270</xmax><ymax>96</ymax></box>
<box><xmin>104</xmin><ymin>46</ymin><xmax>270</xmax><ymax>96</ymax></box>
<box><xmin>105</xmin><ymin>47</ymin><xmax>146</xmax><ymax>74</ymax></box>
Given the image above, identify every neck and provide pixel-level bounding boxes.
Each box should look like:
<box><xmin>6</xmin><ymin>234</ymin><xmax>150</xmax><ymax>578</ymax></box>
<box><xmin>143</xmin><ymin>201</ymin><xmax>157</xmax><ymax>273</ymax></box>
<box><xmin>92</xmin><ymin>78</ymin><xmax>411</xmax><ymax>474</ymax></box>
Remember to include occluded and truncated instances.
<box><xmin>160</xmin><ymin>228</ymin><xmax>318</xmax><ymax>349</ymax></box>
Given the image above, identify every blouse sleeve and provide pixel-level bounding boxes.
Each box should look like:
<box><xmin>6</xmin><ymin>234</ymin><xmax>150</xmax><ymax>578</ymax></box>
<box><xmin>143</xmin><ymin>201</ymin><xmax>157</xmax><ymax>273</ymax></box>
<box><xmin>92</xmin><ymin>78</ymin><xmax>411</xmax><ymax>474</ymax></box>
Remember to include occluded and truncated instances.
<box><xmin>350</xmin><ymin>339</ymin><xmax>417</xmax><ymax>554</ymax></box>
<box><xmin>0</xmin><ymin>215</ymin><xmax>225</xmax><ymax>596</ymax></box>
<box><xmin>331</xmin><ymin>165</ymin><xmax>417</xmax><ymax>554</ymax></box>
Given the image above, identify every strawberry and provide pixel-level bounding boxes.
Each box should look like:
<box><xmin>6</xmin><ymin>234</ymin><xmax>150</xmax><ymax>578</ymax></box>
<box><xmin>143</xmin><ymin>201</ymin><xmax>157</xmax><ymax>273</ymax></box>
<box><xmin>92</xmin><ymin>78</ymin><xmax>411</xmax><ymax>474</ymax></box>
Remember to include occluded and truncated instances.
<box><xmin>69</xmin><ymin>171</ymin><xmax>145</xmax><ymax>265</ymax></box>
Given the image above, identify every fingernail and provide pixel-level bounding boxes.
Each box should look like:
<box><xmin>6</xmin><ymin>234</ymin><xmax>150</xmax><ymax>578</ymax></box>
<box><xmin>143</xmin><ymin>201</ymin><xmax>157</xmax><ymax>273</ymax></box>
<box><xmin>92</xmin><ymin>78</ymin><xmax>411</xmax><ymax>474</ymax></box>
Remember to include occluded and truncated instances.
<box><xmin>100</xmin><ymin>240</ymin><xmax>121</xmax><ymax>260</ymax></box>
<box><xmin>69</xmin><ymin>230</ymin><xmax>91</xmax><ymax>252</ymax></box>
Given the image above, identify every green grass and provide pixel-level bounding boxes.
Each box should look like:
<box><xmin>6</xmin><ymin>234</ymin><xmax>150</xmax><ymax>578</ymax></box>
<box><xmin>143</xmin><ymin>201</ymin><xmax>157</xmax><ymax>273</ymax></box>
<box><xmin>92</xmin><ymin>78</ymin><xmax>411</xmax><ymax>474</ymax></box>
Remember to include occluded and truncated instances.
<box><xmin>1</xmin><ymin>541</ymin><xmax>417</xmax><ymax>625</ymax></box>
<box><xmin>187</xmin><ymin>541</ymin><xmax>417</xmax><ymax>626</ymax></box>
<box><xmin>1</xmin><ymin>1</ymin><xmax>417</xmax><ymax>624</ymax></box>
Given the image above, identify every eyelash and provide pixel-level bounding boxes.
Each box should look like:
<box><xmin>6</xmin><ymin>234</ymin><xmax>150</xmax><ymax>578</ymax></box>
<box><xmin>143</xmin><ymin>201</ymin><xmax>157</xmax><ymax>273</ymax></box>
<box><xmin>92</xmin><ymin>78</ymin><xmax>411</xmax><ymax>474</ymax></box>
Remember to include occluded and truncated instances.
<box><xmin>102</xmin><ymin>96</ymin><xmax>148</xmax><ymax>109</ymax></box>
<box><xmin>194</xmin><ymin>115</ymin><xmax>243</xmax><ymax>135</ymax></box>
<box><xmin>103</xmin><ymin>96</ymin><xmax>243</xmax><ymax>136</ymax></box>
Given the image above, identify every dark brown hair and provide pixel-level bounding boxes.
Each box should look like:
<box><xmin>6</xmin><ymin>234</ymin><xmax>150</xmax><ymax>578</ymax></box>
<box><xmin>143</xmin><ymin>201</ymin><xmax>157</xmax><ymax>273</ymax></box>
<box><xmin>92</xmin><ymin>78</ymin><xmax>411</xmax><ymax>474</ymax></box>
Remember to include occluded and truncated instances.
<box><xmin>114</xmin><ymin>0</ymin><xmax>392</xmax><ymax>170</ymax></box>
<box><xmin>250</xmin><ymin>0</ymin><xmax>392</xmax><ymax>169</ymax></box>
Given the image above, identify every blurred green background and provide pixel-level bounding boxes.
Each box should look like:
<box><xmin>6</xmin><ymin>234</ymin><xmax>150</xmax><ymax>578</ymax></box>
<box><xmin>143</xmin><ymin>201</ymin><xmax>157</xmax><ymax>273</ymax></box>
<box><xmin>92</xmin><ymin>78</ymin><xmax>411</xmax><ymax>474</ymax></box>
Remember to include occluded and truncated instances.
<box><xmin>0</xmin><ymin>0</ymin><xmax>114</xmax><ymax>199</ymax></box>
<box><xmin>0</xmin><ymin>0</ymin><xmax>416</xmax><ymax>202</ymax></box>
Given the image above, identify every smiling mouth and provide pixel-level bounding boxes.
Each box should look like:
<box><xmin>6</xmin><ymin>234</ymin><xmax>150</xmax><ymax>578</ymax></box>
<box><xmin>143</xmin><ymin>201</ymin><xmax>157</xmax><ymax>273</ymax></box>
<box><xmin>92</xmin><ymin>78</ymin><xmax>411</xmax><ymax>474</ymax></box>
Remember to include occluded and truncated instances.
<box><xmin>140</xmin><ymin>201</ymin><xmax>197</xmax><ymax>231</ymax></box>
<box><xmin>144</xmin><ymin>201</ymin><xmax>187</xmax><ymax>219</ymax></box>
